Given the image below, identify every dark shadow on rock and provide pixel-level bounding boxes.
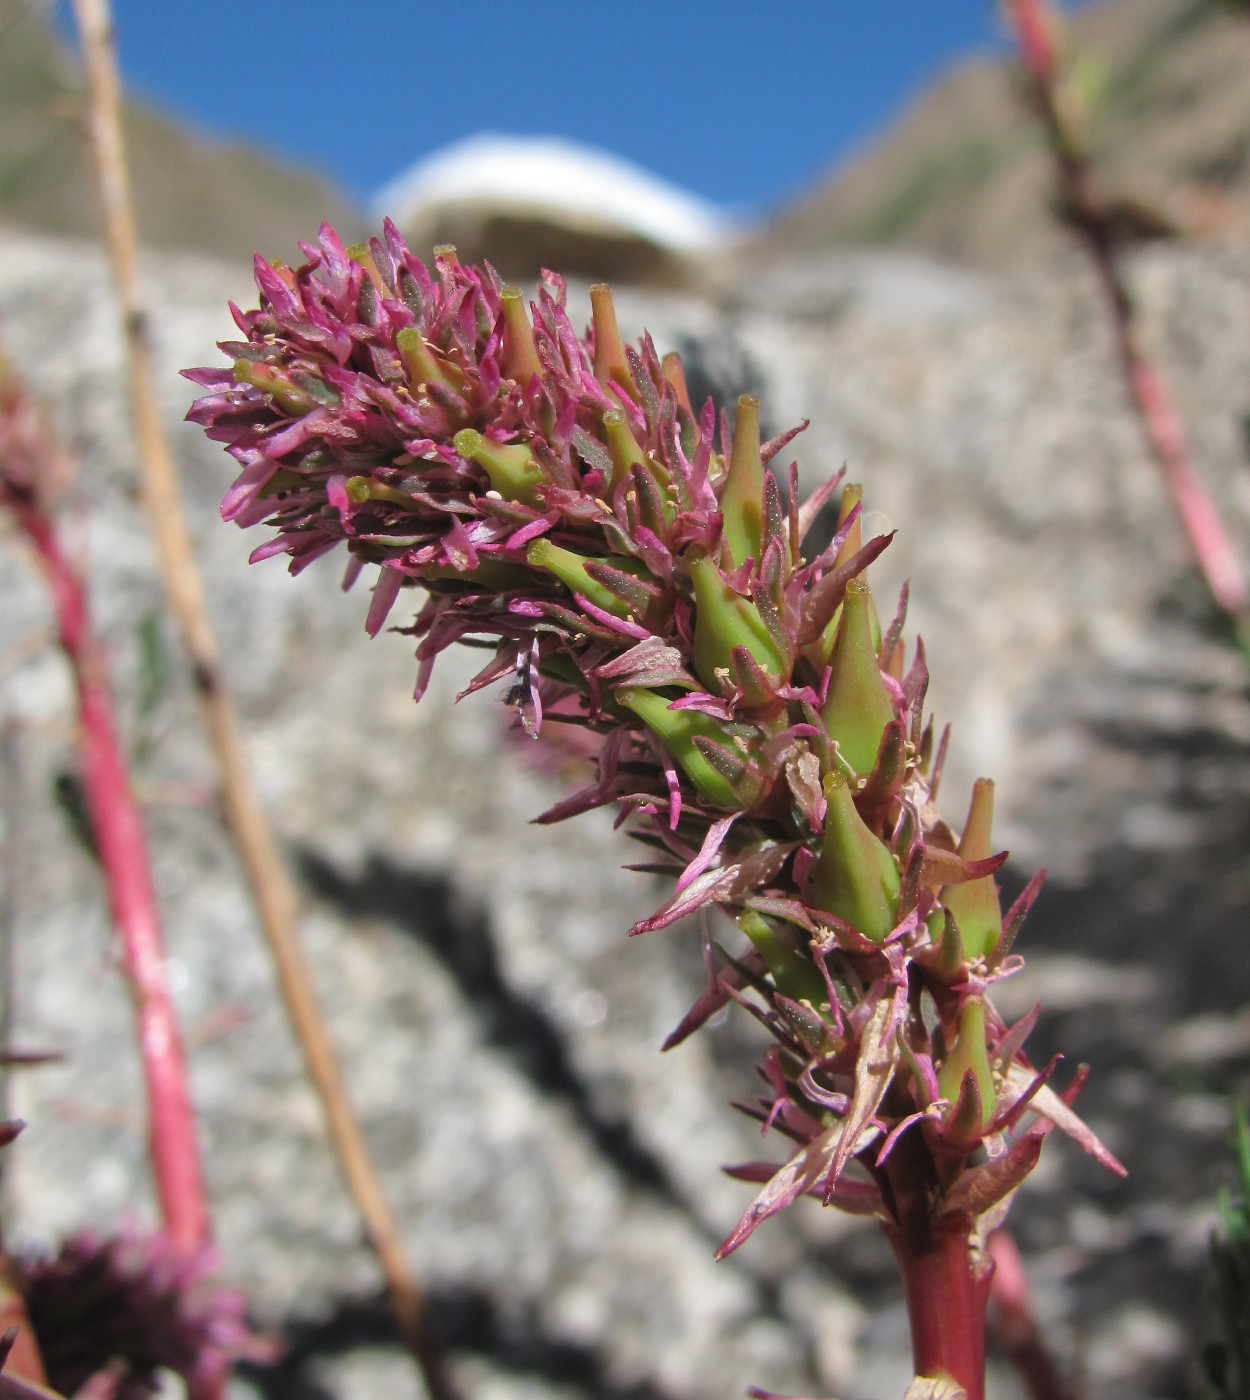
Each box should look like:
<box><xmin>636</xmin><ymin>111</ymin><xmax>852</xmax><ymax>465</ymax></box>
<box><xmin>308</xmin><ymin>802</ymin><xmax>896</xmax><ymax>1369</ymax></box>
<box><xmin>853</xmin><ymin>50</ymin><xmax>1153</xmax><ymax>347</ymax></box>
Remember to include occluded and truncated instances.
<box><xmin>296</xmin><ymin>849</ymin><xmax>696</xmax><ymax>1215</ymax></box>
<box><xmin>236</xmin><ymin>1287</ymin><xmax>677</xmax><ymax>1400</ymax></box>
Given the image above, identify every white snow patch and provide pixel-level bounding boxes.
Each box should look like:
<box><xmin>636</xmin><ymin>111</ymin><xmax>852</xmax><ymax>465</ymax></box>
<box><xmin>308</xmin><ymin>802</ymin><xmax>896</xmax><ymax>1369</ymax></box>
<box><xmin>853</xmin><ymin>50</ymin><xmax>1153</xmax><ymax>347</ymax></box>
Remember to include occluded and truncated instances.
<box><xmin>375</xmin><ymin>134</ymin><xmax>731</xmax><ymax>252</ymax></box>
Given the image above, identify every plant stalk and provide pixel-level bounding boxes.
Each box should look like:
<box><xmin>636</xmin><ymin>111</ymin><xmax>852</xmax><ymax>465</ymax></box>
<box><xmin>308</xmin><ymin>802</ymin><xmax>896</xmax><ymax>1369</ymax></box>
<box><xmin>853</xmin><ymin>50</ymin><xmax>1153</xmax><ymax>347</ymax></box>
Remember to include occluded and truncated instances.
<box><xmin>988</xmin><ymin>1229</ymin><xmax>1077</xmax><ymax>1400</ymax></box>
<box><xmin>1006</xmin><ymin>0</ymin><xmax>1250</xmax><ymax>647</ymax></box>
<box><xmin>9</xmin><ymin>497</ymin><xmax>208</xmax><ymax>1256</ymax></box>
<box><xmin>66</xmin><ymin>2</ymin><xmax>452</xmax><ymax>1393</ymax></box>
<box><xmin>879</xmin><ymin>1129</ymin><xmax>990</xmax><ymax>1400</ymax></box>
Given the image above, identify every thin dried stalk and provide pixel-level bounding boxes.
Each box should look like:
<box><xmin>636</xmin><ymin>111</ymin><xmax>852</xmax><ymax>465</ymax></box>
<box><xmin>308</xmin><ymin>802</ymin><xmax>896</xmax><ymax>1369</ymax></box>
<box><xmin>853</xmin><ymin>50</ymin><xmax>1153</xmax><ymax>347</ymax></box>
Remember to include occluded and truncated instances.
<box><xmin>65</xmin><ymin>2</ymin><xmax>451</xmax><ymax>1393</ymax></box>
<box><xmin>1006</xmin><ymin>0</ymin><xmax>1250</xmax><ymax>646</ymax></box>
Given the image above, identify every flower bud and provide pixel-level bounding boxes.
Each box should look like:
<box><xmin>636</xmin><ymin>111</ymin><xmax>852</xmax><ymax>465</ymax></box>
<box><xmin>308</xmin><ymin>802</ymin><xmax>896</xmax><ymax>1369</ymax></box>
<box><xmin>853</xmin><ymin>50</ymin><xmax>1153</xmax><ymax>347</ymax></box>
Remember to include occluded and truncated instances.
<box><xmin>690</xmin><ymin>554</ymin><xmax>787</xmax><ymax>694</ymax></box>
<box><xmin>602</xmin><ymin>409</ymin><xmax>672</xmax><ymax>517</ymax></box>
<box><xmin>499</xmin><ymin>286</ymin><xmax>543</xmax><ymax>385</ymax></box>
<box><xmin>809</xmin><ymin>771</ymin><xmax>900</xmax><ymax>941</ymax></box>
<box><xmin>454</xmin><ymin>428</ymin><xmax>544</xmax><ymax>505</ymax></box>
<box><xmin>820</xmin><ymin>578</ymin><xmax>896</xmax><ymax>774</ymax></box>
<box><xmin>527</xmin><ymin>539</ymin><xmax>633</xmax><ymax>619</ymax></box>
<box><xmin>738</xmin><ymin>910</ymin><xmax>828</xmax><ymax>1008</ymax></box>
<box><xmin>720</xmin><ymin>396</ymin><xmax>764</xmax><ymax>570</ymax></box>
<box><xmin>396</xmin><ymin>326</ymin><xmax>466</xmax><ymax>396</ymax></box>
<box><xmin>232</xmin><ymin>360</ymin><xmax>317</xmax><ymax>417</ymax></box>
<box><xmin>942</xmin><ymin>779</ymin><xmax>1003</xmax><ymax>960</ymax></box>
<box><xmin>937</xmin><ymin>996</ymin><xmax>996</xmax><ymax>1128</ymax></box>
<box><xmin>618</xmin><ymin>687</ymin><xmax>755</xmax><ymax>809</ymax></box>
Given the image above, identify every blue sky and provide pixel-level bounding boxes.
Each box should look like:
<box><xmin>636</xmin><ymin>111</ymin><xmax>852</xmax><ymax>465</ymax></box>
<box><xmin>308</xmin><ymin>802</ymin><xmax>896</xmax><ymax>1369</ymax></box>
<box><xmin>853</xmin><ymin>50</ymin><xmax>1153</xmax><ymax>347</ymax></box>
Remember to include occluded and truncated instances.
<box><xmin>55</xmin><ymin>1</ymin><xmax>1089</xmax><ymax>217</ymax></box>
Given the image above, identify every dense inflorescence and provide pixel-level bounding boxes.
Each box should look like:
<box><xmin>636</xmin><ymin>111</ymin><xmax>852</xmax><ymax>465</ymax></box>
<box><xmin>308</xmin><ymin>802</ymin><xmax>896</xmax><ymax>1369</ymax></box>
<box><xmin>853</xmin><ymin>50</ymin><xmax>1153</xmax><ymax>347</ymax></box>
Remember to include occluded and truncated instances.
<box><xmin>185</xmin><ymin>222</ymin><xmax>1123</xmax><ymax>1259</ymax></box>
<box><xmin>15</xmin><ymin>1232</ymin><xmax>257</xmax><ymax>1400</ymax></box>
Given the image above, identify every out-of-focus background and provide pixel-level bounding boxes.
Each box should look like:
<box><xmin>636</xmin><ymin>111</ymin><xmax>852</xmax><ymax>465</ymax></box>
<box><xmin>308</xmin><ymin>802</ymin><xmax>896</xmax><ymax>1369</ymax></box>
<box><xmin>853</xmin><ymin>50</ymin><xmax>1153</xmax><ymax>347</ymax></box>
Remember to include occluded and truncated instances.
<box><xmin>3</xmin><ymin>0</ymin><xmax>1250</xmax><ymax>1396</ymax></box>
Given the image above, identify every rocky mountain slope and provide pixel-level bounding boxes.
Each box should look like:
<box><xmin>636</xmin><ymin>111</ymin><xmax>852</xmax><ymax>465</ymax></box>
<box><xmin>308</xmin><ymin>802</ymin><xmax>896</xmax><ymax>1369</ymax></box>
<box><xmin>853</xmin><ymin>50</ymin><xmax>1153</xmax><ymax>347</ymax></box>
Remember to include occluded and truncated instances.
<box><xmin>0</xmin><ymin>0</ymin><xmax>364</xmax><ymax>263</ymax></box>
<box><xmin>761</xmin><ymin>0</ymin><xmax>1250</xmax><ymax>267</ymax></box>
<box><xmin>2</xmin><ymin>220</ymin><xmax>1249</xmax><ymax>1398</ymax></box>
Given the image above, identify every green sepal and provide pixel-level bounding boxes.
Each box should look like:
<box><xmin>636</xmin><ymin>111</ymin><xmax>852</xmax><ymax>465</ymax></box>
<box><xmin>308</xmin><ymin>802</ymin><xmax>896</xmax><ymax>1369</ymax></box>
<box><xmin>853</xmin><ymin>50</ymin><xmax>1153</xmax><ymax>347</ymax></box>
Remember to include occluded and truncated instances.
<box><xmin>455</xmin><ymin>429</ymin><xmax>545</xmax><ymax>506</ymax></box>
<box><xmin>618</xmin><ymin>687</ymin><xmax>750</xmax><ymax>809</ymax></box>
<box><xmin>690</xmin><ymin>554</ymin><xmax>788</xmax><ymax>693</ymax></box>
<box><xmin>738</xmin><ymin>910</ymin><xmax>830</xmax><ymax>1010</ymax></box>
<box><xmin>942</xmin><ymin>779</ymin><xmax>1004</xmax><ymax>960</ymax></box>
<box><xmin>720</xmin><ymin>395</ymin><xmax>765</xmax><ymax>570</ymax></box>
<box><xmin>820</xmin><ymin>578</ymin><xmax>896</xmax><ymax>775</ymax></box>
<box><xmin>809</xmin><ymin>771</ymin><xmax>900</xmax><ymax>941</ymax></box>
<box><xmin>937</xmin><ymin>996</ymin><xmax>996</xmax><ymax>1129</ymax></box>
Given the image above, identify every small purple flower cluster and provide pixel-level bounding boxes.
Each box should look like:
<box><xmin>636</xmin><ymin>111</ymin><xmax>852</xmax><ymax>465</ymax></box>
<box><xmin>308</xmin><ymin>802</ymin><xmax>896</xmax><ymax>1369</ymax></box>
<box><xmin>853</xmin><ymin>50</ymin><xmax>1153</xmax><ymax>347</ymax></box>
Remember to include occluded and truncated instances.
<box><xmin>16</xmin><ymin>1231</ymin><xmax>262</xmax><ymax>1400</ymax></box>
<box><xmin>185</xmin><ymin>222</ymin><xmax>1122</xmax><ymax>1257</ymax></box>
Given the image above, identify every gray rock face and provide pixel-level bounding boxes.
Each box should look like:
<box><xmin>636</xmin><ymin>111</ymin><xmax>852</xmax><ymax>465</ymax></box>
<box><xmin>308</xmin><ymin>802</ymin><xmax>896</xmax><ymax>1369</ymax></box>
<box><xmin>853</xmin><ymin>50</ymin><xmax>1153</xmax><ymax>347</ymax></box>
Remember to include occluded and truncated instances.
<box><xmin>2</xmin><ymin>227</ymin><xmax>1249</xmax><ymax>1399</ymax></box>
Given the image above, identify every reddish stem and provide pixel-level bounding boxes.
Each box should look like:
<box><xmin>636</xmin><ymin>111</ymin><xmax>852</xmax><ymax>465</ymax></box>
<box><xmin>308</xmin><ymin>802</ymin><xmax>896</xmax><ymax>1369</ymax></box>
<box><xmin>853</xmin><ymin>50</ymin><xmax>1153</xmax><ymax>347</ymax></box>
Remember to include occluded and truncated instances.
<box><xmin>988</xmin><ymin>1229</ymin><xmax>1077</xmax><ymax>1400</ymax></box>
<box><xmin>878</xmin><ymin>1130</ymin><xmax>991</xmax><ymax>1400</ymax></box>
<box><xmin>9</xmin><ymin>497</ymin><xmax>209</xmax><ymax>1257</ymax></box>
<box><xmin>1006</xmin><ymin>0</ymin><xmax>1250</xmax><ymax>639</ymax></box>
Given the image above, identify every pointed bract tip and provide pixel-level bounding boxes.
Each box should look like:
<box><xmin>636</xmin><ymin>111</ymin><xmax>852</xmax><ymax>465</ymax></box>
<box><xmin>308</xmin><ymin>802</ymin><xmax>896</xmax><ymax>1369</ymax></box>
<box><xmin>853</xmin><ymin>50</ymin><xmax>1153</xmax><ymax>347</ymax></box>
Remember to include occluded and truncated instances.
<box><xmin>589</xmin><ymin>282</ymin><xmax>634</xmax><ymax>395</ymax></box>
<box><xmin>809</xmin><ymin>770</ymin><xmax>900</xmax><ymax>940</ymax></box>
<box><xmin>661</xmin><ymin>351</ymin><xmax>694</xmax><ymax>415</ymax></box>
<box><xmin>720</xmin><ymin>395</ymin><xmax>765</xmax><ymax>570</ymax></box>
<box><xmin>499</xmin><ymin>284</ymin><xmax>542</xmax><ymax>383</ymax></box>
<box><xmin>943</xmin><ymin>777</ymin><xmax>1003</xmax><ymax>960</ymax></box>
<box><xmin>821</xmin><ymin>577</ymin><xmax>895</xmax><ymax>774</ymax></box>
<box><xmin>456</xmin><ymin>429</ymin><xmax>544</xmax><ymax>504</ymax></box>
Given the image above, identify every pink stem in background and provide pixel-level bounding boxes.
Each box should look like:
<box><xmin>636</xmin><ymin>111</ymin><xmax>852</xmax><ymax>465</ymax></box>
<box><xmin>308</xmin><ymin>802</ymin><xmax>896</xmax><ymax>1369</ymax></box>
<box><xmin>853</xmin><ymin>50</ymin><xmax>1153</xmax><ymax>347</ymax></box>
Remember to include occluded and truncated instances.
<box><xmin>988</xmin><ymin>1229</ymin><xmax>1078</xmax><ymax>1400</ymax></box>
<box><xmin>1006</xmin><ymin>0</ymin><xmax>1250</xmax><ymax>641</ymax></box>
<box><xmin>4</xmin><ymin>493</ymin><xmax>209</xmax><ymax>1258</ymax></box>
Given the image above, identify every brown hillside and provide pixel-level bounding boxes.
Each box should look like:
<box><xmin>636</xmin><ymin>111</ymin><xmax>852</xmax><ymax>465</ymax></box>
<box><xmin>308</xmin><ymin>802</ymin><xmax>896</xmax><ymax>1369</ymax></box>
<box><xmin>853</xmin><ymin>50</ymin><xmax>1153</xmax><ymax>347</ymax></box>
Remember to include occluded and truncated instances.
<box><xmin>761</xmin><ymin>0</ymin><xmax>1250</xmax><ymax>267</ymax></box>
<box><xmin>0</xmin><ymin>0</ymin><xmax>364</xmax><ymax>263</ymax></box>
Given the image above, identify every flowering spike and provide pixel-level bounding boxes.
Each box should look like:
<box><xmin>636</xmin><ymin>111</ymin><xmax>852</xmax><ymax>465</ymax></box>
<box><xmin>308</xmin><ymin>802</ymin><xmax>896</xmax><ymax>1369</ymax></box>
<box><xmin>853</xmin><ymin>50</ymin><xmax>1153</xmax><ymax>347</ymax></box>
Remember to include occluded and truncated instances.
<box><xmin>942</xmin><ymin>779</ymin><xmax>1004</xmax><ymax>959</ymax></box>
<box><xmin>937</xmin><ymin>997</ymin><xmax>996</xmax><ymax>1128</ymax></box>
<box><xmin>499</xmin><ymin>286</ymin><xmax>543</xmax><ymax>385</ymax></box>
<box><xmin>589</xmin><ymin>283</ymin><xmax>635</xmax><ymax>396</ymax></box>
<box><xmin>454</xmin><ymin>428</ymin><xmax>544</xmax><ymax>505</ymax></box>
<box><xmin>820</xmin><ymin>578</ymin><xmax>896</xmax><ymax>774</ymax></box>
<box><xmin>186</xmin><ymin>234</ymin><xmax>1120</xmax><ymax>1396</ymax></box>
<box><xmin>617</xmin><ymin>687</ymin><xmax>746</xmax><ymax>808</ymax></box>
<box><xmin>689</xmin><ymin>554</ymin><xmax>788</xmax><ymax>692</ymax></box>
<box><xmin>809</xmin><ymin>771</ymin><xmax>900</xmax><ymax>941</ymax></box>
<box><xmin>720</xmin><ymin>395</ymin><xmax>764</xmax><ymax>570</ymax></box>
